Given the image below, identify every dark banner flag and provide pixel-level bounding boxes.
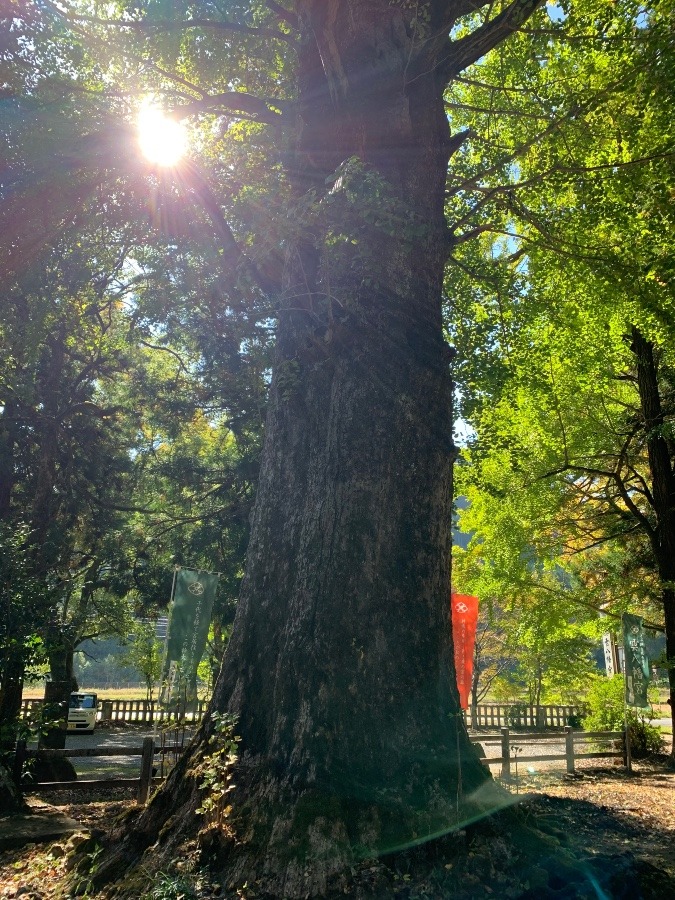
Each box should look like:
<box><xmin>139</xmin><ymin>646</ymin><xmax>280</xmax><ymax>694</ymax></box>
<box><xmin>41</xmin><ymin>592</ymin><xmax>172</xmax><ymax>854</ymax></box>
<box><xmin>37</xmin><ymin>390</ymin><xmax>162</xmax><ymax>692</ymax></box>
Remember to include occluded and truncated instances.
<box><xmin>451</xmin><ymin>593</ymin><xmax>479</xmax><ymax>710</ymax></box>
<box><xmin>160</xmin><ymin>567</ymin><xmax>219</xmax><ymax>709</ymax></box>
<box><xmin>622</xmin><ymin>612</ymin><xmax>650</xmax><ymax>708</ymax></box>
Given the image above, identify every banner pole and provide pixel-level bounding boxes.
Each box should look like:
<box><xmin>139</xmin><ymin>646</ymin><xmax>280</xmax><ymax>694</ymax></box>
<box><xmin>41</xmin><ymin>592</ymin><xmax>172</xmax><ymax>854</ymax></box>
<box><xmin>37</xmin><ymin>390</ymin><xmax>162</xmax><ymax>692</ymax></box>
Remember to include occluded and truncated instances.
<box><xmin>177</xmin><ymin>565</ymin><xmax>224</xmax><ymax>577</ymax></box>
<box><xmin>153</xmin><ymin>565</ymin><xmax>180</xmax><ymax>746</ymax></box>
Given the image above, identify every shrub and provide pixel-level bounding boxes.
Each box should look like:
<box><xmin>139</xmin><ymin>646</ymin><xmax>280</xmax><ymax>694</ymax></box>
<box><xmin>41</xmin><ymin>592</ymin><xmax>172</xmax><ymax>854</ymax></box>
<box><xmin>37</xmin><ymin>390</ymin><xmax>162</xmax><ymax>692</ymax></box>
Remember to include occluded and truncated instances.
<box><xmin>625</xmin><ymin>717</ymin><xmax>665</xmax><ymax>758</ymax></box>
<box><xmin>506</xmin><ymin>703</ymin><xmax>529</xmax><ymax>728</ymax></box>
<box><xmin>582</xmin><ymin>675</ymin><xmax>664</xmax><ymax>759</ymax></box>
<box><xmin>582</xmin><ymin>675</ymin><xmax>626</xmax><ymax>732</ymax></box>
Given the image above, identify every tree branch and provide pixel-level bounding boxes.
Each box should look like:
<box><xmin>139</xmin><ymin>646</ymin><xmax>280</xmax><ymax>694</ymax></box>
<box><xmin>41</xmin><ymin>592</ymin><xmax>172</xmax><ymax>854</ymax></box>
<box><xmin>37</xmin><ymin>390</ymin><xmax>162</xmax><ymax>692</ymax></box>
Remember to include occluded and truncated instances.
<box><xmin>138</xmin><ymin>339</ymin><xmax>190</xmax><ymax>374</ymax></box>
<box><xmin>173</xmin><ymin>92</ymin><xmax>286</xmax><ymax>126</ymax></box>
<box><xmin>42</xmin><ymin>1</ymin><xmax>294</xmax><ymax>43</ymax></box>
<box><xmin>537</xmin><ymin>444</ymin><xmax>657</xmax><ymax>542</ymax></box>
<box><xmin>448</xmin><ymin>224</ymin><xmax>492</xmax><ymax>246</ymax></box>
<box><xmin>442</xmin><ymin>0</ymin><xmax>544</xmax><ymax>82</ymax></box>
<box><xmin>265</xmin><ymin>0</ymin><xmax>299</xmax><ymax>30</ymax></box>
<box><xmin>529</xmin><ymin>580</ymin><xmax>665</xmax><ymax>633</ymax></box>
<box><xmin>180</xmin><ymin>161</ymin><xmax>280</xmax><ymax>297</ymax></box>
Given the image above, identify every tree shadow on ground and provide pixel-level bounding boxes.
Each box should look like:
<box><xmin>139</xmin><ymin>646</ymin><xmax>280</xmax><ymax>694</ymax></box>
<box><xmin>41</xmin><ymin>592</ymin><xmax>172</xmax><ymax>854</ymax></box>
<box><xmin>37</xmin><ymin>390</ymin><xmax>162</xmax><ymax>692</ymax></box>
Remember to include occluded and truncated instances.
<box><xmin>345</xmin><ymin>790</ymin><xmax>675</xmax><ymax>899</ymax></box>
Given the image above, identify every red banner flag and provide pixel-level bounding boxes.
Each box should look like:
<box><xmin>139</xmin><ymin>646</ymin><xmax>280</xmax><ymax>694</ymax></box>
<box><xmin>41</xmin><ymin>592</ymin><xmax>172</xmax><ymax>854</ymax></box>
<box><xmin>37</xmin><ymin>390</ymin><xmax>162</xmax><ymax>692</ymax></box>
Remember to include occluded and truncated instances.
<box><xmin>451</xmin><ymin>593</ymin><xmax>479</xmax><ymax>710</ymax></box>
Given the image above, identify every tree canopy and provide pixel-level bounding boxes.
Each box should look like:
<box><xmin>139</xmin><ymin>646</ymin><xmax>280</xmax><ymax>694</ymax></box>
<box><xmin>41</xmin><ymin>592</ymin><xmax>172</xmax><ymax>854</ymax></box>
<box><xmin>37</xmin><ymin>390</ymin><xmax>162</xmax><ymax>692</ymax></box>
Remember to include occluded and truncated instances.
<box><xmin>448</xmin><ymin>0</ymin><xmax>675</xmax><ymax>744</ymax></box>
<box><xmin>1</xmin><ymin>0</ymin><xmax>674</xmax><ymax>894</ymax></box>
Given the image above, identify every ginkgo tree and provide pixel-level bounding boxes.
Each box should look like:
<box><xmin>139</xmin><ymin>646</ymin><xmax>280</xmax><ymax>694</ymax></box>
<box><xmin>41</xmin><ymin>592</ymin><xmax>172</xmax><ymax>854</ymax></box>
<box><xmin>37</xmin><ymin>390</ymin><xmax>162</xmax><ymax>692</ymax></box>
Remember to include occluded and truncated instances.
<box><xmin>447</xmin><ymin>0</ymin><xmax>675</xmax><ymax>746</ymax></box>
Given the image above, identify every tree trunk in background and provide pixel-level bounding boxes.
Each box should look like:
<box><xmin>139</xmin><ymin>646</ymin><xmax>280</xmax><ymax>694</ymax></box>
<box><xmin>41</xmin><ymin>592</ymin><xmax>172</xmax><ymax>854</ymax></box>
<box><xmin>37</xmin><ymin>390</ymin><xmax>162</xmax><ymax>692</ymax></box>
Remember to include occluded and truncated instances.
<box><xmin>0</xmin><ymin>398</ymin><xmax>17</xmax><ymax>520</ymax></box>
<box><xmin>470</xmin><ymin>642</ymin><xmax>480</xmax><ymax>729</ymax></box>
<box><xmin>41</xmin><ymin>642</ymin><xmax>78</xmax><ymax>751</ymax></box>
<box><xmin>0</xmin><ymin>650</ymin><xmax>24</xmax><ymax>750</ymax></box>
<box><xmin>631</xmin><ymin>327</ymin><xmax>675</xmax><ymax>754</ymax></box>
<box><xmin>0</xmin><ymin>762</ymin><xmax>27</xmax><ymax>814</ymax></box>
<box><xmin>40</xmin><ymin>679</ymin><xmax>70</xmax><ymax>750</ymax></box>
<box><xmin>95</xmin><ymin>3</ymin><xmax>541</xmax><ymax>895</ymax></box>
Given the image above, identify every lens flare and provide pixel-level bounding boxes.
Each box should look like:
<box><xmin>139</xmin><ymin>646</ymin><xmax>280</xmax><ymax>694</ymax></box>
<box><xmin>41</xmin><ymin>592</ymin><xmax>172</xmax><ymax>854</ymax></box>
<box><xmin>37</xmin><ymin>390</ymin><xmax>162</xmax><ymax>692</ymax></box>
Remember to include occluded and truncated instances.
<box><xmin>138</xmin><ymin>105</ymin><xmax>187</xmax><ymax>166</ymax></box>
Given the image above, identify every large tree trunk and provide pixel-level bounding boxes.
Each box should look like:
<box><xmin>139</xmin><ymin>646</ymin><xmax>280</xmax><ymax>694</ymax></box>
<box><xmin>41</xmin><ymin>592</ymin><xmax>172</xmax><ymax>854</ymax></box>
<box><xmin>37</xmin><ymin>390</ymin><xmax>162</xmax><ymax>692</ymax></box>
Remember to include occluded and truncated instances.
<box><xmin>95</xmin><ymin>3</ymin><xmax>535</xmax><ymax>895</ymax></box>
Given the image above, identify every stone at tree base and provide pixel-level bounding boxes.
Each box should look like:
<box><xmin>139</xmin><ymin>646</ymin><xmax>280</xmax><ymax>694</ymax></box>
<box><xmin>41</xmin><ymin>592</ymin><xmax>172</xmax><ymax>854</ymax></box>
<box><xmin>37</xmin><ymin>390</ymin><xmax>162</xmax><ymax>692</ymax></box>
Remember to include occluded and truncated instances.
<box><xmin>26</xmin><ymin>756</ymin><xmax>77</xmax><ymax>784</ymax></box>
<box><xmin>0</xmin><ymin>763</ymin><xmax>27</xmax><ymax>814</ymax></box>
<box><xmin>0</xmin><ymin>813</ymin><xmax>82</xmax><ymax>852</ymax></box>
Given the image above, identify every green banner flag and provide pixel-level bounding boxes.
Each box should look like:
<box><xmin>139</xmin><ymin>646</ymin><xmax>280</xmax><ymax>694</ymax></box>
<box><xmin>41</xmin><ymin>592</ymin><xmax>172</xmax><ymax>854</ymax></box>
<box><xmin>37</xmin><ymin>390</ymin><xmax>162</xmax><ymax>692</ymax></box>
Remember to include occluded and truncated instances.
<box><xmin>622</xmin><ymin>613</ymin><xmax>650</xmax><ymax>708</ymax></box>
<box><xmin>160</xmin><ymin>568</ymin><xmax>219</xmax><ymax>710</ymax></box>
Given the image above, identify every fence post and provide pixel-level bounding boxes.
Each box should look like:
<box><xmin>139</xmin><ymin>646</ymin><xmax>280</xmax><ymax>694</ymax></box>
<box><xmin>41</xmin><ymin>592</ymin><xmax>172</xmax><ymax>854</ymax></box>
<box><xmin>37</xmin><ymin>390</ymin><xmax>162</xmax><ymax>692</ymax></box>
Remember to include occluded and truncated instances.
<box><xmin>101</xmin><ymin>700</ymin><xmax>113</xmax><ymax>723</ymax></box>
<box><xmin>12</xmin><ymin>739</ymin><xmax>27</xmax><ymax>789</ymax></box>
<box><xmin>564</xmin><ymin>726</ymin><xmax>575</xmax><ymax>775</ymax></box>
<box><xmin>535</xmin><ymin>705</ymin><xmax>546</xmax><ymax>730</ymax></box>
<box><xmin>500</xmin><ymin>728</ymin><xmax>511</xmax><ymax>779</ymax></box>
<box><xmin>138</xmin><ymin>737</ymin><xmax>154</xmax><ymax>805</ymax></box>
<box><xmin>623</xmin><ymin>726</ymin><xmax>632</xmax><ymax>774</ymax></box>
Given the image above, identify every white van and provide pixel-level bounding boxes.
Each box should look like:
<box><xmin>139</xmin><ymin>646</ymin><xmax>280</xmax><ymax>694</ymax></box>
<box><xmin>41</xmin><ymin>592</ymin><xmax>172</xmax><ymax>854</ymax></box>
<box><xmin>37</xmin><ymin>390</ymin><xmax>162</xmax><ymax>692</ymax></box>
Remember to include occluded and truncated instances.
<box><xmin>67</xmin><ymin>692</ymin><xmax>98</xmax><ymax>734</ymax></box>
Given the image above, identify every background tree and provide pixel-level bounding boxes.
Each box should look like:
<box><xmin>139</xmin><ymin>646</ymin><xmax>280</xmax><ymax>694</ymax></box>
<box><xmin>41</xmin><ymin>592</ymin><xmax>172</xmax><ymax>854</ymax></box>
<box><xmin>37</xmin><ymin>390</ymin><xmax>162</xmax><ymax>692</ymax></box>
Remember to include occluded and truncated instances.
<box><xmin>468</xmin><ymin>606</ymin><xmax>515</xmax><ymax>726</ymax></box>
<box><xmin>0</xmin><ymin>524</ymin><xmax>52</xmax><ymax>747</ymax></box>
<box><xmin>0</xmin><ymin>3</ymin><xmax>271</xmax><ymax>737</ymax></box>
<box><xmin>120</xmin><ymin>619</ymin><xmax>163</xmax><ymax>701</ymax></box>
<box><xmin>447</xmin><ymin>0</ymin><xmax>675</xmax><ymax>743</ymax></box>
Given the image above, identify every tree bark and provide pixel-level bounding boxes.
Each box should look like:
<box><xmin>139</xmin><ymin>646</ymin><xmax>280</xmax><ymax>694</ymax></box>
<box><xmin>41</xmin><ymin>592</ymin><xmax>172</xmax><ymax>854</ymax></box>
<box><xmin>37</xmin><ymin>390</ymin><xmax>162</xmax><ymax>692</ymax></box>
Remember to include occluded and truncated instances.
<box><xmin>41</xmin><ymin>642</ymin><xmax>78</xmax><ymax>750</ymax></box>
<box><xmin>0</xmin><ymin>762</ymin><xmax>27</xmax><ymax>814</ymax></box>
<box><xmin>40</xmin><ymin>679</ymin><xmax>71</xmax><ymax>751</ymax></box>
<box><xmin>95</xmin><ymin>2</ymin><xmax>542</xmax><ymax>895</ymax></box>
<box><xmin>0</xmin><ymin>398</ymin><xmax>18</xmax><ymax>520</ymax></box>
<box><xmin>0</xmin><ymin>649</ymin><xmax>25</xmax><ymax>750</ymax></box>
<box><xmin>631</xmin><ymin>327</ymin><xmax>675</xmax><ymax>752</ymax></box>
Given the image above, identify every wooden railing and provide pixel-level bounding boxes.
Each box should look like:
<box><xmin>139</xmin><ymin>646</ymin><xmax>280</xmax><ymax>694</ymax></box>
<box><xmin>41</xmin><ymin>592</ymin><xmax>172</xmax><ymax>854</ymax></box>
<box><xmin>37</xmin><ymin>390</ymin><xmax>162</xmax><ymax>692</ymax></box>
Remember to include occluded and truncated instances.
<box><xmin>466</xmin><ymin>703</ymin><xmax>585</xmax><ymax>730</ymax></box>
<box><xmin>12</xmin><ymin>738</ymin><xmax>183</xmax><ymax>804</ymax></box>
<box><xmin>472</xmin><ymin>727</ymin><xmax>625</xmax><ymax>778</ymax></box>
<box><xmin>11</xmin><ymin>728</ymin><xmax>625</xmax><ymax>805</ymax></box>
<box><xmin>20</xmin><ymin>698</ymin><xmax>584</xmax><ymax>729</ymax></box>
<box><xmin>20</xmin><ymin>698</ymin><xmax>210</xmax><ymax>725</ymax></box>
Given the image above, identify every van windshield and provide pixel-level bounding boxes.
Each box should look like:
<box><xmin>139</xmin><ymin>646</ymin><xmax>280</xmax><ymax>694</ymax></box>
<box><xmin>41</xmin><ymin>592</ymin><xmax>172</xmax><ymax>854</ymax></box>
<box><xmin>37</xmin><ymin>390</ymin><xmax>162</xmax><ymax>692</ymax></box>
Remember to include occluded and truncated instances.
<box><xmin>70</xmin><ymin>694</ymin><xmax>97</xmax><ymax>709</ymax></box>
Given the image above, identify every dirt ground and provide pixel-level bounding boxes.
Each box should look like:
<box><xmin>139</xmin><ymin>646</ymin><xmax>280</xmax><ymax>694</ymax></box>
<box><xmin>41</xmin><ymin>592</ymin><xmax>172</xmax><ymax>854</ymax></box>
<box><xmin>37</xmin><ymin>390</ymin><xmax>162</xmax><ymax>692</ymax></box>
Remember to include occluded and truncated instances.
<box><xmin>1</xmin><ymin>757</ymin><xmax>674</xmax><ymax>899</ymax></box>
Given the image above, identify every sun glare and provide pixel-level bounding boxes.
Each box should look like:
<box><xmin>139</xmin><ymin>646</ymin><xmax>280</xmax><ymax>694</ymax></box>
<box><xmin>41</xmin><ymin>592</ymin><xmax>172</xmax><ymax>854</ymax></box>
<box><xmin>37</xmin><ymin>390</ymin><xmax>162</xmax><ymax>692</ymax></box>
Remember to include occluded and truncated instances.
<box><xmin>138</xmin><ymin>105</ymin><xmax>187</xmax><ymax>166</ymax></box>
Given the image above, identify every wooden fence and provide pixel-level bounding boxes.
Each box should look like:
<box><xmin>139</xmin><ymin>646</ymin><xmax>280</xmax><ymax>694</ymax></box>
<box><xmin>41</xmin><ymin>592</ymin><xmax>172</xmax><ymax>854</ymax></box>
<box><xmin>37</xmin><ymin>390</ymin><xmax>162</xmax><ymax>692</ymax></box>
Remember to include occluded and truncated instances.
<box><xmin>467</xmin><ymin>703</ymin><xmax>585</xmax><ymax>729</ymax></box>
<box><xmin>12</xmin><ymin>738</ymin><xmax>183</xmax><ymax>804</ymax></box>
<box><xmin>473</xmin><ymin>727</ymin><xmax>626</xmax><ymax>777</ymax></box>
<box><xmin>20</xmin><ymin>699</ymin><xmax>584</xmax><ymax>729</ymax></box>
<box><xmin>20</xmin><ymin>698</ymin><xmax>210</xmax><ymax>725</ymax></box>
<box><xmin>11</xmin><ymin>728</ymin><xmax>625</xmax><ymax>805</ymax></box>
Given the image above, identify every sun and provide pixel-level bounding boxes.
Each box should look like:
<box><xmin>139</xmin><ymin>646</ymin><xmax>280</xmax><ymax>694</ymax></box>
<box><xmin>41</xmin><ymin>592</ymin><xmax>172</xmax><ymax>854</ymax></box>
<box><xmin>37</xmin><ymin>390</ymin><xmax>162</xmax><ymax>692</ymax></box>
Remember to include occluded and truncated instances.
<box><xmin>137</xmin><ymin>105</ymin><xmax>187</xmax><ymax>166</ymax></box>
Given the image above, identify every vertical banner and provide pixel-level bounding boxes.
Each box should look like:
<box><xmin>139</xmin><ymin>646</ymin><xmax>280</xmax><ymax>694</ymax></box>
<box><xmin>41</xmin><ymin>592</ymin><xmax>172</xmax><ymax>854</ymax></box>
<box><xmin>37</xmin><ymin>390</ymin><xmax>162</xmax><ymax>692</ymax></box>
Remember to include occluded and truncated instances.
<box><xmin>602</xmin><ymin>633</ymin><xmax>618</xmax><ymax>677</ymax></box>
<box><xmin>159</xmin><ymin>568</ymin><xmax>219</xmax><ymax>710</ymax></box>
<box><xmin>451</xmin><ymin>593</ymin><xmax>479</xmax><ymax>710</ymax></box>
<box><xmin>622</xmin><ymin>613</ymin><xmax>650</xmax><ymax>708</ymax></box>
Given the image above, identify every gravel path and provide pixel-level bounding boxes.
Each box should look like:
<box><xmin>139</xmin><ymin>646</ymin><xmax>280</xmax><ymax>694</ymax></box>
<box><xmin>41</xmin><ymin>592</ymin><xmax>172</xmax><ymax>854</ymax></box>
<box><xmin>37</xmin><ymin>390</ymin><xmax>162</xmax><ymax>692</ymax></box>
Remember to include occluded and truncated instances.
<box><xmin>63</xmin><ymin>726</ymin><xmax>194</xmax><ymax>779</ymax></box>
